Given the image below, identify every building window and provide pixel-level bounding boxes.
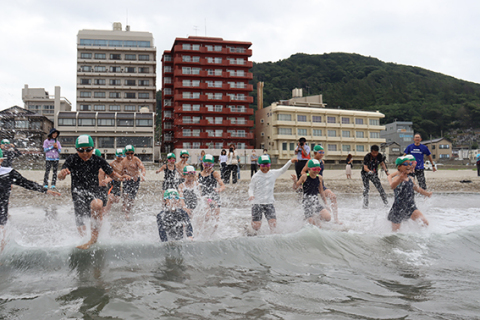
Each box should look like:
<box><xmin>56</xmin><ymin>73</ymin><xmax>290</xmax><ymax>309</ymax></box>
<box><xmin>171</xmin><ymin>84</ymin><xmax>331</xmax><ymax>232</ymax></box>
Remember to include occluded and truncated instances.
<box><xmin>94</xmin><ymin>92</ymin><xmax>106</xmax><ymax>98</ymax></box>
<box><xmin>80</xmin><ymin>79</ymin><xmax>91</xmax><ymax>85</ymax></box>
<box><xmin>440</xmin><ymin>154</ymin><xmax>450</xmax><ymax>158</ymax></box>
<box><xmin>80</xmin><ymin>66</ymin><xmax>91</xmax><ymax>72</ymax></box>
<box><xmin>125</xmin><ymin>93</ymin><xmax>136</xmax><ymax>99</ymax></box>
<box><xmin>110</xmin><ymin>54</ymin><xmax>121</xmax><ymax>60</ymax></box>
<box><xmin>328</xmin><ymin>130</ymin><xmax>337</xmax><ymax>137</ymax></box>
<box><xmin>356</xmin><ymin>145</ymin><xmax>365</xmax><ymax>152</ymax></box>
<box><xmin>278</xmin><ymin>128</ymin><xmax>292</xmax><ymax>135</ymax></box>
<box><xmin>136</xmin><ymin>119</ymin><xmax>153</xmax><ymax>126</ymax></box>
<box><xmin>369</xmin><ymin>119</ymin><xmax>379</xmax><ymax>126</ymax></box>
<box><xmin>164</xmin><ymin>77</ymin><xmax>172</xmax><ymax>84</ymax></box>
<box><xmin>341</xmin><ymin>117</ymin><xmax>350</xmax><ymax>124</ymax></box>
<box><xmin>327</xmin><ymin>116</ymin><xmax>336</xmax><ymax>123</ymax></box>
<box><xmin>109</xmin><ymin>79</ymin><xmax>121</xmax><ymax>85</ymax></box>
<box><xmin>94</xmin><ymin>66</ymin><xmax>106</xmax><ymax>72</ymax></box>
<box><xmin>312</xmin><ymin>116</ymin><xmax>322</xmax><ymax>123</ymax></box>
<box><xmin>297</xmin><ymin>115</ymin><xmax>307</xmax><ymax>122</ymax></box>
<box><xmin>182</xmin><ymin>67</ymin><xmax>191</xmax><ymax>74</ymax></box>
<box><xmin>282</xmin><ymin>142</ymin><xmax>287</xmax><ymax>151</ymax></box>
<box><xmin>117</xmin><ymin>119</ymin><xmax>134</xmax><ymax>126</ymax></box>
<box><xmin>80</xmin><ymin>92</ymin><xmax>91</xmax><ymax>98</ymax></box>
<box><xmin>109</xmin><ymin>105</ymin><xmax>120</xmax><ymax>111</ymax></box>
<box><xmin>98</xmin><ymin>137</ymin><xmax>114</xmax><ymax>148</ymax></box>
<box><xmin>342</xmin><ymin>130</ymin><xmax>351</xmax><ymax>137</ymax></box>
<box><xmin>110</xmin><ymin>66</ymin><xmax>121</xmax><ymax>73</ymax></box>
<box><xmin>78</xmin><ymin>119</ymin><xmax>95</xmax><ymax>126</ymax></box>
<box><xmin>94</xmin><ymin>105</ymin><xmax>105</xmax><ymax>111</ymax></box>
<box><xmin>342</xmin><ymin>145</ymin><xmax>351</xmax><ymax>152</ymax></box>
<box><xmin>192</xmin><ymin>44</ymin><xmax>200</xmax><ymax>50</ymax></box>
<box><xmin>277</xmin><ymin>114</ymin><xmax>292</xmax><ymax>121</ymax></box>
<box><xmin>98</xmin><ymin>119</ymin><xmax>114</xmax><ymax>126</ymax></box>
<box><xmin>439</xmin><ymin>144</ymin><xmax>450</xmax><ymax>149</ymax></box>
<box><xmin>313</xmin><ymin>129</ymin><xmax>322</xmax><ymax>136</ymax></box>
<box><xmin>126</xmin><ymin>67</ymin><xmax>136</xmax><ymax>73</ymax></box>
<box><xmin>164</xmin><ymin>66</ymin><xmax>172</xmax><ymax>72</ymax></box>
<box><xmin>94</xmin><ymin>79</ymin><xmax>106</xmax><ymax>85</ymax></box>
<box><xmin>79</xmin><ymin>104</ymin><xmax>91</xmax><ymax>111</ymax></box>
<box><xmin>94</xmin><ymin>53</ymin><xmax>106</xmax><ymax>59</ymax></box>
<box><xmin>125</xmin><ymin>105</ymin><xmax>136</xmax><ymax>111</ymax></box>
<box><xmin>125</xmin><ymin>54</ymin><xmax>136</xmax><ymax>60</ymax></box>
<box><xmin>139</xmin><ymin>67</ymin><xmax>149</xmax><ymax>73</ymax></box>
<box><xmin>59</xmin><ymin>118</ymin><xmax>75</xmax><ymax>126</ymax></box>
<box><xmin>355</xmin><ymin>118</ymin><xmax>364</xmax><ymax>125</ymax></box>
<box><xmin>109</xmin><ymin>92</ymin><xmax>121</xmax><ymax>98</ymax></box>
<box><xmin>183</xmin><ymin>55</ymin><xmax>191</xmax><ymax>62</ymax></box>
<box><xmin>139</xmin><ymin>54</ymin><xmax>149</xmax><ymax>61</ymax></box>
<box><xmin>356</xmin><ymin>131</ymin><xmax>364</xmax><ymax>138</ymax></box>
<box><xmin>163</xmin><ymin>55</ymin><xmax>172</xmax><ymax>61</ymax></box>
<box><xmin>138</xmin><ymin>93</ymin><xmax>150</xmax><ymax>99</ymax></box>
<box><xmin>298</xmin><ymin>128</ymin><xmax>307</xmax><ymax>135</ymax></box>
<box><xmin>125</xmin><ymin>79</ymin><xmax>136</xmax><ymax>86</ymax></box>
<box><xmin>328</xmin><ymin>144</ymin><xmax>337</xmax><ymax>151</ymax></box>
<box><xmin>139</xmin><ymin>80</ymin><xmax>150</xmax><ymax>86</ymax></box>
<box><xmin>80</xmin><ymin>53</ymin><xmax>92</xmax><ymax>59</ymax></box>
<box><xmin>370</xmin><ymin>132</ymin><xmax>380</xmax><ymax>138</ymax></box>
<box><xmin>15</xmin><ymin>120</ymin><xmax>29</xmax><ymax>129</ymax></box>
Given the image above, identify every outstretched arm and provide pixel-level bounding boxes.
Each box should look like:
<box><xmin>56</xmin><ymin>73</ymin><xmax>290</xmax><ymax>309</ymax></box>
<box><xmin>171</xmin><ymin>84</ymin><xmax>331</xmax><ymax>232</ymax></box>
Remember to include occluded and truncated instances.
<box><xmin>413</xmin><ymin>180</ymin><xmax>433</xmax><ymax>197</ymax></box>
<box><xmin>213</xmin><ymin>171</ymin><xmax>226</xmax><ymax>192</ymax></box>
<box><xmin>156</xmin><ymin>164</ymin><xmax>166</xmax><ymax>174</ymax></box>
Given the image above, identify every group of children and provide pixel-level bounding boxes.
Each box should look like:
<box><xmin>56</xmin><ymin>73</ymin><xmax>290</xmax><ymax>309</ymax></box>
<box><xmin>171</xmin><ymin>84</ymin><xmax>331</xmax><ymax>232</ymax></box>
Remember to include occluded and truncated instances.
<box><xmin>0</xmin><ymin>135</ymin><xmax>433</xmax><ymax>250</ymax></box>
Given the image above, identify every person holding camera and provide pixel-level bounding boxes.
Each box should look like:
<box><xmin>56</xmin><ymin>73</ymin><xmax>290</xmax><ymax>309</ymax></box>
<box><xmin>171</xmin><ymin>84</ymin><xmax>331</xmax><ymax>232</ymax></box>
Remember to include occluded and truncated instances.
<box><xmin>224</xmin><ymin>144</ymin><xmax>238</xmax><ymax>184</ymax></box>
<box><xmin>294</xmin><ymin>137</ymin><xmax>311</xmax><ymax>179</ymax></box>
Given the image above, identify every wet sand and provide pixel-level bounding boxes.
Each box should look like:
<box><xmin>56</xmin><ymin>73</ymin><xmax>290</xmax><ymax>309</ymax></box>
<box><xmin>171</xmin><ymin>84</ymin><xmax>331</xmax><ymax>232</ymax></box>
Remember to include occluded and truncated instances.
<box><xmin>8</xmin><ymin>169</ymin><xmax>480</xmax><ymax>206</ymax></box>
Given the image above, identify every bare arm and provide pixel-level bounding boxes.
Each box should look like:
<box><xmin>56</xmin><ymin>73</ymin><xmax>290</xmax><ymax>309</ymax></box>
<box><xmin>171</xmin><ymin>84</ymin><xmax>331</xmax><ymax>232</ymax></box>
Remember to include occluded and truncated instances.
<box><xmin>427</xmin><ymin>154</ymin><xmax>437</xmax><ymax>172</ymax></box>
<box><xmin>389</xmin><ymin>171</ymin><xmax>408</xmax><ymax>189</ymax></box>
<box><xmin>318</xmin><ymin>177</ymin><xmax>327</xmax><ymax>204</ymax></box>
<box><xmin>380</xmin><ymin>162</ymin><xmax>389</xmax><ymax>175</ymax></box>
<box><xmin>156</xmin><ymin>164</ymin><xmax>166</xmax><ymax>174</ymax></box>
<box><xmin>295</xmin><ymin>174</ymin><xmax>307</xmax><ymax>189</ymax></box>
<box><xmin>213</xmin><ymin>171</ymin><xmax>226</xmax><ymax>192</ymax></box>
<box><xmin>413</xmin><ymin>180</ymin><xmax>433</xmax><ymax>197</ymax></box>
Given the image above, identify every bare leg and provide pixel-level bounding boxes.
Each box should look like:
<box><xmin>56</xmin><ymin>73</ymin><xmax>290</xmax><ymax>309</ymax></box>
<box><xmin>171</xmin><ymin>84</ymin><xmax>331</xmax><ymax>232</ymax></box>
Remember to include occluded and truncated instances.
<box><xmin>267</xmin><ymin>218</ymin><xmax>276</xmax><ymax>233</ymax></box>
<box><xmin>411</xmin><ymin>209</ymin><xmax>429</xmax><ymax>226</ymax></box>
<box><xmin>307</xmin><ymin>217</ymin><xmax>321</xmax><ymax>227</ymax></box>
<box><xmin>252</xmin><ymin>220</ymin><xmax>262</xmax><ymax>231</ymax></box>
<box><xmin>325</xmin><ymin>190</ymin><xmax>339</xmax><ymax>223</ymax></box>
<box><xmin>77</xmin><ymin>199</ymin><xmax>103</xmax><ymax>250</ymax></box>
<box><xmin>104</xmin><ymin>193</ymin><xmax>117</xmax><ymax>217</ymax></box>
<box><xmin>392</xmin><ymin>222</ymin><xmax>401</xmax><ymax>232</ymax></box>
<box><xmin>77</xmin><ymin>225</ymin><xmax>87</xmax><ymax>237</ymax></box>
<box><xmin>319</xmin><ymin>208</ymin><xmax>331</xmax><ymax>222</ymax></box>
<box><xmin>123</xmin><ymin>195</ymin><xmax>134</xmax><ymax>220</ymax></box>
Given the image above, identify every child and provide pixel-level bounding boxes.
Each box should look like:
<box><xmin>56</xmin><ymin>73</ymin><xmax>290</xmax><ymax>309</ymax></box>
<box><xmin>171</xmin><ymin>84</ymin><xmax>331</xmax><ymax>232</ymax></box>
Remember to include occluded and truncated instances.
<box><xmin>198</xmin><ymin>154</ymin><xmax>226</xmax><ymax>227</ymax></box>
<box><xmin>248</xmin><ymin>155</ymin><xmax>297</xmax><ymax>233</ymax></box>
<box><xmin>293</xmin><ymin>159</ymin><xmax>331</xmax><ymax>227</ymax></box>
<box><xmin>387</xmin><ymin>156</ymin><xmax>431</xmax><ymax>232</ymax></box>
<box><xmin>156</xmin><ymin>189</ymin><xmax>193</xmax><ymax>242</ymax></box>
<box><xmin>176</xmin><ymin>150</ymin><xmax>190</xmax><ymax>186</ymax></box>
<box><xmin>43</xmin><ymin>128</ymin><xmax>61</xmax><ymax>189</ymax></box>
<box><xmin>178</xmin><ymin>165</ymin><xmax>200</xmax><ymax>217</ymax></box>
<box><xmin>0</xmin><ymin>149</ymin><xmax>61</xmax><ymax>253</ymax></box>
<box><xmin>156</xmin><ymin>153</ymin><xmax>180</xmax><ymax>191</ymax></box>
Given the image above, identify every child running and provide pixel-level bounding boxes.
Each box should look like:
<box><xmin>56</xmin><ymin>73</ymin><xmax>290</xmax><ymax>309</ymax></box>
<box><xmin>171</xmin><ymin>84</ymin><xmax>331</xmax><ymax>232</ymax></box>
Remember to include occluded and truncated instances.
<box><xmin>103</xmin><ymin>148</ymin><xmax>125</xmax><ymax>215</ymax></box>
<box><xmin>387</xmin><ymin>156</ymin><xmax>431</xmax><ymax>231</ymax></box>
<box><xmin>156</xmin><ymin>189</ymin><xmax>193</xmax><ymax>242</ymax></box>
<box><xmin>121</xmin><ymin>145</ymin><xmax>146</xmax><ymax>219</ymax></box>
<box><xmin>0</xmin><ymin>148</ymin><xmax>61</xmax><ymax>253</ymax></box>
<box><xmin>300</xmin><ymin>145</ymin><xmax>339</xmax><ymax>223</ymax></box>
<box><xmin>198</xmin><ymin>154</ymin><xmax>226</xmax><ymax>228</ymax></box>
<box><xmin>156</xmin><ymin>153</ymin><xmax>180</xmax><ymax>191</ymax></box>
<box><xmin>293</xmin><ymin>159</ymin><xmax>331</xmax><ymax>227</ymax></box>
<box><xmin>248</xmin><ymin>155</ymin><xmax>297</xmax><ymax>233</ymax></box>
<box><xmin>176</xmin><ymin>150</ymin><xmax>190</xmax><ymax>186</ymax></box>
<box><xmin>178</xmin><ymin>165</ymin><xmax>200</xmax><ymax>217</ymax></box>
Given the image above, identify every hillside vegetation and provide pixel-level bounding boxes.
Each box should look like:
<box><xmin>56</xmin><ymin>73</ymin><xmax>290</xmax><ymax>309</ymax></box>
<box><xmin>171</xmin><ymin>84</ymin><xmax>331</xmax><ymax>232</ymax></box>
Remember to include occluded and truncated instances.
<box><xmin>251</xmin><ymin>53</ymin><xmax>480</xmax><ymax>139</ymax></box>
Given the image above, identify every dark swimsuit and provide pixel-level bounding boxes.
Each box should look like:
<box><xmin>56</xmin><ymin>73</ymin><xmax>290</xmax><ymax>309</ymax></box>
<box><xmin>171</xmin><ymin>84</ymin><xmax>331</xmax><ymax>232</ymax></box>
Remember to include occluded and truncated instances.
<box><xmin>302</xmin><ymin>175</ymin><xmax>325</xmax><ymax>218</ymax></box>
<box><xmin>387</xmin><ymin>178</ymin><xmax>418</xmax><ymax>224</ymax></box>
<box><xmin>198</xmin><ymin>171</ymin><xmax>220</xmax><ymax>206</ymax></box>
<box><xmin>182</xmin><ymin>185</ymin><xmax>198</xmax><ymax>210</ymax></box>
<box><xmin>163</xmin><ymin>166</ymin><xmax>177</xmax><ymax>190</ymax></box>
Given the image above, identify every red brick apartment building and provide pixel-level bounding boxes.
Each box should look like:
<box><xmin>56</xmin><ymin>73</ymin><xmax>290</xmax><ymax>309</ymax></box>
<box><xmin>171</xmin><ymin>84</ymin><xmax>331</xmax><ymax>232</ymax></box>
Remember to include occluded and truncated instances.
<box><xmin>161</xmin><ymin>36</ymin><xmax>254</xmax><ymax>152</ymax></box>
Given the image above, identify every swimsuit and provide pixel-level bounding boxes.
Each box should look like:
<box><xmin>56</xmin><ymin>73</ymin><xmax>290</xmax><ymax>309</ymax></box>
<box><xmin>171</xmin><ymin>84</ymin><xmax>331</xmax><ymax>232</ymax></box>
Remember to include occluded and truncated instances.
<box><xmin>302</xmin><ymin>175</ymin><xmax>325</xmax><ymax>218</ymax></box>
<box><xmin>387</xmin><ymin>178</ymin><xmax>418</xmax><ymax>224</ymax></box>
<box><xmin>198</xmin><ymin>171</ymin><xmax>220</xmax><ymax>206</ymax></box>
<box><xmin>163</xmin><ymin>166</ymin><xmax>177</xmax><ymax>190</ymax></box>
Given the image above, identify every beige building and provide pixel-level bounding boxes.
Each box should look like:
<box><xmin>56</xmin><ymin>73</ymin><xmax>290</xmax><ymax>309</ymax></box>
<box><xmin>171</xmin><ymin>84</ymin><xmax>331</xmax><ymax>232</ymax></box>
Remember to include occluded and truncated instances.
<box><xmin>57</xmin><ymin>23</ymin><xmax>157</xmax><ymax>160</ymax></box>
<box><xmin>255</xmin><ymin>89</ymin><xmax>386</xmax><ymax>164</ymax></box>
<box><xmin>422</xmin><ymin>138</ymin><xmax>452</xmax><ymax>161</ymax></box>
<box><xmin>22</xmin><ymin>85</ymin><xmax>72</xmax><ymax>122</ymax></box>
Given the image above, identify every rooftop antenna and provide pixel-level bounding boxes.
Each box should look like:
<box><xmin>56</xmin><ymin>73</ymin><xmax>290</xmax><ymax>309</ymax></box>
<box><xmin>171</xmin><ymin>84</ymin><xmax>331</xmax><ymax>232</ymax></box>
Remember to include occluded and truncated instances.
<box><xmin>193</xmin><ymin>25</ymin><xmax>198</xmax><ymax>36</ymax></box>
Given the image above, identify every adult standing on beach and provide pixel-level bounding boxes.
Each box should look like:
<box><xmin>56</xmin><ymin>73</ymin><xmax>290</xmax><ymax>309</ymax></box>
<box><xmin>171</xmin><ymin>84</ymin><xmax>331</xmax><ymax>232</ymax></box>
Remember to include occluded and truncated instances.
<box><xmin>43</xmin><ymin>128</ymin><xmax>61</xmax><ymax>189</ymax></box>
<box><xmin>250</xmin><ymin>150</ymin><xmax>258</xmax><ymax>177</ymax></box>
<box><xmin>58</xmin><ymin>135</ymin><xmax>130</xmax><ymax>249</ymax></box>
<box><xmin>294</xmin><ymin>137</ymin><xmax>310</xmax><ymax>179</ymax></box>
<box><xmin>345</xmin><ymin>154</ymin><xmax>353</xmax><ymax>179</ymax></box>
<box><xmin>219</xmin><ymin>149</ymin><xmax>228</xmax><ymax>180</ymax></box>
<box><xmin>361</xmin><ymin>145</ymin><xmax>389</xmax><ymax>208</ymax></box>
<box><xmin>224</xmin><ymin>144</ymin><xmax>238</xmax><ymax>184</ymax></box>
<box><xmin>403</xmin><ymin>133</ymin><xmax>436</xmax><ymax>190</ymax></box>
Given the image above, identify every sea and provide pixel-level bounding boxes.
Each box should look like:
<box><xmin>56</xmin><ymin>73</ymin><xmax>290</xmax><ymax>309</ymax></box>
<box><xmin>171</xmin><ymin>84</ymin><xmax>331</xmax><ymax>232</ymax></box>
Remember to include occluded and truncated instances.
<box><xmin>1</xmin><ymin>190</ymin><xmax>479</xmax><ymax>319</ymax></box>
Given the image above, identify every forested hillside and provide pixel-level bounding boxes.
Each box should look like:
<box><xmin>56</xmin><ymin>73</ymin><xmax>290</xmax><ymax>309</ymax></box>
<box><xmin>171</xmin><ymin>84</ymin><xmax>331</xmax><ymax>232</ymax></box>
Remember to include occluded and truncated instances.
<box><xmin>251</xmin><ymin>53</ymin><xmax>480</xmax><ymax>139</ymax></box>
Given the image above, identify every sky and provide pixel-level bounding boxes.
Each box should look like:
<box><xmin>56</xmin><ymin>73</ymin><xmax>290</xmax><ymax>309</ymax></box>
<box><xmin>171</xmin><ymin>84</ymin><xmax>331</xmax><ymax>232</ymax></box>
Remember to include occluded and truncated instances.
<box><xmin>1</xmin><ymin>0</ymin><xmax>479</xmax><ymax>111</ymax></box>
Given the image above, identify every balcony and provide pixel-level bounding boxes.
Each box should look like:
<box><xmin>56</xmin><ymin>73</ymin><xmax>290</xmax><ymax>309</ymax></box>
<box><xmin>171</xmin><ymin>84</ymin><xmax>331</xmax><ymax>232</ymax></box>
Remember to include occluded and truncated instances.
<box><xmin>226</xmin><ymin>132</ymin><xmax>254</xmax><ymax>139</ymax></box>
<box><xmin>225</xmin><ymin>119</ymin><xmax>254</xmax><ymax>127</ymax></box>
<box><xmin>174</xmin><ymin>132</ymin><xmax>208</xmax><ymax>139</ymax></box>
<box><xmin>173</xmin><ymin>106</ymin><xmax>207</xmax><ymax>114</ymax></box>
<box><xmin>173</xmin><ymin>119</ymin><xmax>208</xmax><ymax>126</ymax></box>
<box><xmin>172</xmin><ymin>45</ymin><xmax>252</xmax><ymax>57</ymax></box>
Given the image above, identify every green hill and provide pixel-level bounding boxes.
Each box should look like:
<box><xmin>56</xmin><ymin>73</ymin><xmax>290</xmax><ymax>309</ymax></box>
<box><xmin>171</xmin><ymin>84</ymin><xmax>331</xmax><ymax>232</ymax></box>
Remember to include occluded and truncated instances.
<box><xmin>251</xmin><ymin>53</ymin><xmax>480</xmax><ymax>139</ymax></box>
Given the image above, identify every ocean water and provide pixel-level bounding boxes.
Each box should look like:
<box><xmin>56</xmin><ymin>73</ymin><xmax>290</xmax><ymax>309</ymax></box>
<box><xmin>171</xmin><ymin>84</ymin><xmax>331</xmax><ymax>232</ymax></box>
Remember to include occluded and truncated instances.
<box><xmin>1</xmin><ymin>191</ymin><xmax>480</xmax><ymax>319</ymax></box>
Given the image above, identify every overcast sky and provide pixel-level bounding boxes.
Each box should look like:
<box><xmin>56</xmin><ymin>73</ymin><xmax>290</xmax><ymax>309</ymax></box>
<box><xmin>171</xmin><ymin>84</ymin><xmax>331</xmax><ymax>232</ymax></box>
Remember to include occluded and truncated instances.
<box><xmin>1</xmin><ymin>0</ymin><xmax>479</xmax><ymax>111</ymax></box>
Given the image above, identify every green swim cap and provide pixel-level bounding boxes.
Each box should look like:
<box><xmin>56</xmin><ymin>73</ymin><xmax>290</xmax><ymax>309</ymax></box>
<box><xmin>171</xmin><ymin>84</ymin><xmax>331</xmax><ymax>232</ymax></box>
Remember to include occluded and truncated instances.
<box><xmin>202</xmin><ymin>154</ymin><xmax>214</xmax><ymax>163</ymax></box>
<box><xmin>180</xmin><ymin>149</ymin><xmax>189</xmax><ymax>156</ymax></box>
<box><xmin>1</xmin><ymin>139</ymin><xmax>10</xmax><ymax>145</ymax></box>
<box><xmin>167</xmin><ymin>153</ymin><xmax>176</xmax><ymax>159</ymax></box>
<box><xmin>125</xmin><ymin>145</ymin><xmax>135</xmax><ymax>153</ymax></box>
<box><xmin>313</xmin><ymin>145</ymin><xmax>324</xmax><ymax>152</ymax></box>
<box><xmin>164</xmin><ymin>189</ymin><xmax>180</xmax><ymax>199</ymax></box>
<box><xmin>405</xmin><ymin>154</ymin><xmax>415</xmax><ymax>161</ymax></box>
<box><xmin>308</xmin><ymin>159</ymin><xmax>321</xmax><ymax>168</ymax></box>
<box><xmin>75</xmin><ymin>135</ymin><xmax>94</xmax><ymax>148</ymax></box>
<box><xmin>258</xmin><ymin>154</ymin><xmax>271</xmax><ymax>164</ymax></box>
<box><xmin>94</xmin><ymin>149</ymin><xmax>102</xmax><ymax>157</ymax></box>
<box><xmin>183</xmin><ymin>165</ymin><xmax>196</xmax><ymax>174</ymax></box>
<box><xmin>115</xmin><ymin>148</ymin><xmax>125</xmax><ymax>157</ymax></box>
<box><xmin>0</xmin><ymin>149</ymin><xmax>3</xmax><ymax>159</ymax></box>
<box><xmin>395</xmin><ymin>156</ymin><xmax>410</xmax><ymax>167</ymax></box>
